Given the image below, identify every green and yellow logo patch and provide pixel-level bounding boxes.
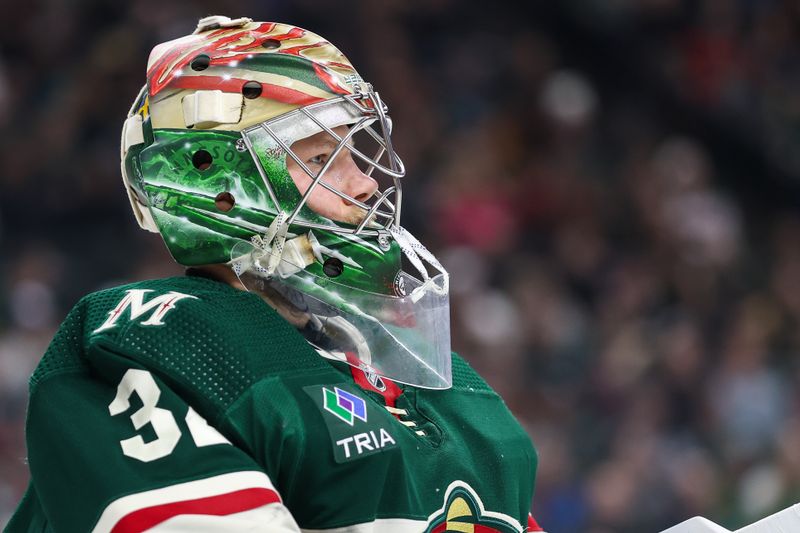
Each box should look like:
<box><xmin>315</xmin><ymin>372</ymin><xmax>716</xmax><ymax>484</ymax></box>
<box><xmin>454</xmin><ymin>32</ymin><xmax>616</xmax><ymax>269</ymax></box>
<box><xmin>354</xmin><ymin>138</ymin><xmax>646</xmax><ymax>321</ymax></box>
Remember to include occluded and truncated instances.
<box><xmin>426</xmin><ymin>481</ymin><xmax>523</xmax><ymax>533</ymax></box>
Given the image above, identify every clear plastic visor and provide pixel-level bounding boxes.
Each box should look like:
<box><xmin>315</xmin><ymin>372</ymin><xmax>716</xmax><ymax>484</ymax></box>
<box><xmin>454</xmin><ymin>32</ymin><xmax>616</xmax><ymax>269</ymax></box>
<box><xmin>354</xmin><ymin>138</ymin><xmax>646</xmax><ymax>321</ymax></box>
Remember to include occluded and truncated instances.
<box><xmin>232</xmin><ymin>241</ymin><xmax>452</xmax><ymax>389</ymax></box>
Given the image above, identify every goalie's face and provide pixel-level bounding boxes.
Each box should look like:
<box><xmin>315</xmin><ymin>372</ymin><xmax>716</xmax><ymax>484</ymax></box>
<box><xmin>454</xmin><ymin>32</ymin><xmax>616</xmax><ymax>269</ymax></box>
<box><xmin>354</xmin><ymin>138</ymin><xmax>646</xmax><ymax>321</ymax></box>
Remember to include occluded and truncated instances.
<box><xmin>287</xmin><ymin>126</ymin><xmax>380</xmax><ymax>225</ymax></box>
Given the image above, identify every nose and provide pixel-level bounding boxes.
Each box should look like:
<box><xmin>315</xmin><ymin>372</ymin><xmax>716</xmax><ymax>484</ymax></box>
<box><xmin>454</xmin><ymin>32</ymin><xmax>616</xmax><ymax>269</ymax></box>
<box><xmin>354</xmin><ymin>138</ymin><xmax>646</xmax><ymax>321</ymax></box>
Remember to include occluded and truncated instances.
<box><xmin>341</xmin><ymin>157</ymin><xmax>379</xmax><ymax>206</ymax></box>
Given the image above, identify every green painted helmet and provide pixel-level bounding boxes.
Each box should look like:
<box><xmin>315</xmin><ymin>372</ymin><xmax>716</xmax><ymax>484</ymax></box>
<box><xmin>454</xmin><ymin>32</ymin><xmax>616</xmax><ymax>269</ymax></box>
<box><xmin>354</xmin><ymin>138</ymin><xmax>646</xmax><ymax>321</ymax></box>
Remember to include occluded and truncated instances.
<box><xmin>122</xmin><ymin>16</ymin><xmax>452</xmax><ymax>388</ymax></box>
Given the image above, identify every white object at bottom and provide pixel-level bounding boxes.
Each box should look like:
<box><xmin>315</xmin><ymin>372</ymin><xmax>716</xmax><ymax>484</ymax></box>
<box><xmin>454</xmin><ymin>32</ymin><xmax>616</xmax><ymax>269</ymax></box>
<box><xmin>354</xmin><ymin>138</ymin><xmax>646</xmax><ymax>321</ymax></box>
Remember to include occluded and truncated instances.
<box><xmin>661</xmin><ymin>504</ymin><xmax>800</xmax><ymax>533</ymax></box>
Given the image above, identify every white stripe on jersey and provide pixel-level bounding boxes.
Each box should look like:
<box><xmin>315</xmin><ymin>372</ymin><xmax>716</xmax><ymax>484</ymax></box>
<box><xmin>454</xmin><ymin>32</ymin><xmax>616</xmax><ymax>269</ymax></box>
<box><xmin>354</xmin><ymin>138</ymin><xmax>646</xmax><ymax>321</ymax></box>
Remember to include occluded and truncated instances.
<box><xmin>91</xmin><ymin>470</ymin><xmax>292</xmax><ymax>533</ymax></box>
<box><xmin>148</xmin><ymin>503</ymin><xmax>300</xmax><ymax>532</ymax></box>
<box><xmin>301</xmin><ymin>518</ymin><xmax>427</xmax><ymax>532</ymax></box>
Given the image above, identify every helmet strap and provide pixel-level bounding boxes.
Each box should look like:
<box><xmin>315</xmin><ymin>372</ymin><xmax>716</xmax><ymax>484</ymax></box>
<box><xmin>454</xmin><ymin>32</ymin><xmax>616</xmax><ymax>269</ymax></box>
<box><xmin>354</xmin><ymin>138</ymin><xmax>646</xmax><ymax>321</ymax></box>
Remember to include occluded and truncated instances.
<box><xmin>389</xmin><ymin>226</ymin><xmax>449</xmax><ymax>301</ymax></box>
<box><xmin>251</xmin><ymin>211</ymin><xmax>290</xmax><ymax>277</ymax></box>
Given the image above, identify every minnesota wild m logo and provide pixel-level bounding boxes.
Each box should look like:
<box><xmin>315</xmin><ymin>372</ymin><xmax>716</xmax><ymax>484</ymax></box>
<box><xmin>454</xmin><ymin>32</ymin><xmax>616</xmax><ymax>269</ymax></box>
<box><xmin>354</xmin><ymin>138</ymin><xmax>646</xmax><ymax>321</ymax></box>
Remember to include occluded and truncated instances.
<box><xmin>93</xmin><ymin>289</ymin><xmax>198</xmax><ymax>333</ymax></box>
<box><xmin>426</xmin><ymin>481</ymin><xmax>523</xmax><ymax>533</ymax></box>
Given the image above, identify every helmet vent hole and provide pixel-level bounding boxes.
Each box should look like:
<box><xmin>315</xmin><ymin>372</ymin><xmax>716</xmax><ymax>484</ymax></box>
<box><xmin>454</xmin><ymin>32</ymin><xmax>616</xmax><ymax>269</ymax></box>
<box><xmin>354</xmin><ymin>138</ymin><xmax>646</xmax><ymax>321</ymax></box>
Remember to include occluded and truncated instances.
<box><xmin>323</xmin><ymin>258</ymin><xmax>344</xmax><ymax>278</ymax></box>
<box><xmin>192</xmin><ymin>150</ymin><xmax>213</xmax><ymax>171</ymax></box>
<box><xmin>262</xmin><ymin>39</ymin><xmax>281</xmax><ymax>50</ymax></box>
<box><xmin>190</xmin><ymin>54</ymin><xmax>211</xmax><ymax>71</ymax></box>
<box><xmin>242</xmin><ymin>81</ymin><xmax>263</xmax><ymax>99</ymax></box>
<box><xmin>214</xmin><ymin>191</ymin><xmax>235</xmax><ymax>212</ymax></box>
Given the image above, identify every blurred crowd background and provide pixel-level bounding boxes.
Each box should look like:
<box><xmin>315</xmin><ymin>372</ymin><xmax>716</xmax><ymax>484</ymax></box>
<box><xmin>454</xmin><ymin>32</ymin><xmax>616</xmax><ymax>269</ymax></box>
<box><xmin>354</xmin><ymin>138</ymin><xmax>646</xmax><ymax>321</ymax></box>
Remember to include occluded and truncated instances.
<box><xmin>2</xmin><ymin>1</ymin><xmax>800</xmax><ymax>531</ymax></box>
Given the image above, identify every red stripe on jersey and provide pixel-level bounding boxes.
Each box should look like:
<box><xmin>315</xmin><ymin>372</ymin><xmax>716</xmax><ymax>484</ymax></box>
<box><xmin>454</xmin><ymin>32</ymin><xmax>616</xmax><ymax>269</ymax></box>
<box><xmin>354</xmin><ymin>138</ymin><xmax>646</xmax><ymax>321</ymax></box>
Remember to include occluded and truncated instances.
<box><xmin>110</xmin><ymin>487</ymin><xmax>280</xmax><ymax>533</ymax></box>
<box><xmin>168</xmin><ymin>75</ymin><xmax>327</xmax><ymax>106</ymax></box>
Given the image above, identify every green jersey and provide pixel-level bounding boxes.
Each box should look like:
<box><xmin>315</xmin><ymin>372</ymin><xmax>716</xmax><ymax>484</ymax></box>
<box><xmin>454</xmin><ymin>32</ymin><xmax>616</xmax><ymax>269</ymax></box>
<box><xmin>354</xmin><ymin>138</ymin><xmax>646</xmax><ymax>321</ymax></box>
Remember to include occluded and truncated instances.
<box><xmin>5</xmin><ymin>275</ymin><xmax>541</xmax><ymax>533</ymax></box>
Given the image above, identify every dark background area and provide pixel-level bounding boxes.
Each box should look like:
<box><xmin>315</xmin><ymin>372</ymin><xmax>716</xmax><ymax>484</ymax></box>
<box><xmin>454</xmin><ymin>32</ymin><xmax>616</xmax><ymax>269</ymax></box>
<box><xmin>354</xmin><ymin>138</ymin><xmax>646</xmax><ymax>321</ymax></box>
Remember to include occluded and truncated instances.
<box><xmin>2</xmin><ymin>1</ymin><xmax>800</xmax><ymax>531</ymax></box>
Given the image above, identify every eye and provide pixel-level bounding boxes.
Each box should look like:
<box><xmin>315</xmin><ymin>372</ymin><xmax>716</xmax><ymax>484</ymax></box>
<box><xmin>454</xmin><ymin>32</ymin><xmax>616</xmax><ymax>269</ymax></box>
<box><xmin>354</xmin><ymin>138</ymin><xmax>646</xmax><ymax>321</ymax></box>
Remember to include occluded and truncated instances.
<box><xmin>308</xmin><ymin>154</ymin><xmax>328</xmax><ymax>166</ymax></box>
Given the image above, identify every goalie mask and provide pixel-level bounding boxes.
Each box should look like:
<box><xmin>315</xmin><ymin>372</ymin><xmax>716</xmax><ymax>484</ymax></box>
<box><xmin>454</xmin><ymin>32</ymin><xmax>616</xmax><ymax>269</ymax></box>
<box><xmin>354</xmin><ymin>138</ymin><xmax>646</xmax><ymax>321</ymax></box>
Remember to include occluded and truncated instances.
<box><xmin>121</xmin><ymin>16</ymin><xmax>451</xmax><ymax>388</ymax></box>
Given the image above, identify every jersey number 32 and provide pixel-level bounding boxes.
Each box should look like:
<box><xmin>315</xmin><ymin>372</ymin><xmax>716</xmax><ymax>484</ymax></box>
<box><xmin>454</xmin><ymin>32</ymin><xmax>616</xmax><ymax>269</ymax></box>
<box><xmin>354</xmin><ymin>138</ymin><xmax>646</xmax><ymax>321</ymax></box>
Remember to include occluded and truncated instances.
<box><xmin>108</xmin><ymin>369</ymin><xmax>231</xmax><ymax>462</ymax></box>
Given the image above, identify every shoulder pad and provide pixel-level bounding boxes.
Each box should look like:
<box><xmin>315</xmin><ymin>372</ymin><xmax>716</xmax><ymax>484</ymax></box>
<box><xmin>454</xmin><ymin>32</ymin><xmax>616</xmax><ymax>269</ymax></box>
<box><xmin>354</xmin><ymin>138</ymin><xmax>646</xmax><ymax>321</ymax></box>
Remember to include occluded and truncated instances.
<box><xmin>79</xmin><ymin>276</ymin><xmax>327</xmax><ymax>411</ymax></box>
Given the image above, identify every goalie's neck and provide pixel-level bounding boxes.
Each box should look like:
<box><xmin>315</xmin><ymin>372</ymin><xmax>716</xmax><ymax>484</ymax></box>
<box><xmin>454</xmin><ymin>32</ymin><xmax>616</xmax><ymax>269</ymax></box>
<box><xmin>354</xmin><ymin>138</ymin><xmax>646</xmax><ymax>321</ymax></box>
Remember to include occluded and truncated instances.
<box><xmin>186</xmin><ymin>265</ymin><xmax>311</xmax><ymax>328</ymax></box>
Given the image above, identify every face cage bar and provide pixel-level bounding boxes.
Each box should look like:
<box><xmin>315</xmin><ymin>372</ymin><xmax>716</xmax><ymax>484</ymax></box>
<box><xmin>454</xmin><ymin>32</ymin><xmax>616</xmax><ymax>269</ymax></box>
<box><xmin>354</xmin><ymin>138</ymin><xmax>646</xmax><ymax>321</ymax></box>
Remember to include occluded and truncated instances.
<box><xmin>240</xmin><ymin>91</ymin><xmax>406</xmax><ymax>237</ymax></box>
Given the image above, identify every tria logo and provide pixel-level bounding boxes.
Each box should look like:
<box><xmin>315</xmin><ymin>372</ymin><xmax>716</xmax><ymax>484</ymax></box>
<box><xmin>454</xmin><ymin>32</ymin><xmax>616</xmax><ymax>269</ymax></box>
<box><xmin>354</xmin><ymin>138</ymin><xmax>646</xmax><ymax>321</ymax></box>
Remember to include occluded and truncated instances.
<box><xmin>93</xmin><ymin>289</ymin><xmax>198</xmax><ymax>333</ymax></box>
<box><xmin>323</xmin><ymin>387</ymin><xmax>368</xmax><ymax>425</ymax></box>
<box><xmin>335</xmin><ymin>429</ymin><xmax>396</xmax><ymax>459</ymax></box>
<box><xmin>425</xmin><ymin>481</ymin><xmax>524</xmax><ymax>533</ymax></box>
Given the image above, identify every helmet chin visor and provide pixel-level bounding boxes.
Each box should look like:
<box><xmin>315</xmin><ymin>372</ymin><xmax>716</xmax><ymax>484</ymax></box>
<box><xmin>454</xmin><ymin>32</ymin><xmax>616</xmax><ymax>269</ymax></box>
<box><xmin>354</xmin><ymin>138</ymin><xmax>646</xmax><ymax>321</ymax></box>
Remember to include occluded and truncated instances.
<box><xmin>231</xmin><ymin>239</ymin><xmax>452</xmax><ymax>389</ymax></box>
